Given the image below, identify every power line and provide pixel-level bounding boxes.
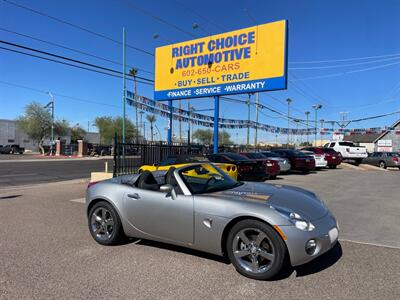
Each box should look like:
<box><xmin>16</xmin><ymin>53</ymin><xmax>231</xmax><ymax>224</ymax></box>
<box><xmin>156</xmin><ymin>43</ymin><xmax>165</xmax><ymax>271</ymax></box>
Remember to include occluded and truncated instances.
<box><xmin>0</xmin><ymin>46</ymin><xmax>154</xmax><ymax>86</ymax></box>
<box><xmin>1</xmin><ymin>0</ymin><xmax>154</xmax><ymax>56</ymax></box>
<box><xmin>290</xmin><ymin>60</ymin><xmax>400</xmax><ymax>81</ymax></box>
<box><xmin>289</xmin><ymin>56</ymin><xmax>400</xmax><ymax>70</ymax></box>
<box><xmin>0</xmin><ymin>27</ymin><xmax>154</xmax><ymax>75</ymax></box>
<box><xmin>290</xmin><ymin>51</ymin><xmax>400</xmax><ymax>64</ymax></box>
<box><xmin>173</xmin><ymin>0</ymin><xmax>226</xmax><ymax>32</ymax></box>
<box><xmin>0</xmin><ymin>40</ymin><xmax>154</xmax><ymax>83</ymax></box>
<box><xmin>122</xmin><ymin>0</ymin><xmax>196</xmax><ymax>38</ymax></box>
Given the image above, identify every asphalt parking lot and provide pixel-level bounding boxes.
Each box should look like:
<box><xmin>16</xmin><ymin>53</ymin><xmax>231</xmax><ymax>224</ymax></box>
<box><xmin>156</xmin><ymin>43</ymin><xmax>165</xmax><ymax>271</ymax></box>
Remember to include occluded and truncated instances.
<box><xmin>0</xmin><ymin>168</ymin><xmax>399</xmax><ymax>299</ymax></box>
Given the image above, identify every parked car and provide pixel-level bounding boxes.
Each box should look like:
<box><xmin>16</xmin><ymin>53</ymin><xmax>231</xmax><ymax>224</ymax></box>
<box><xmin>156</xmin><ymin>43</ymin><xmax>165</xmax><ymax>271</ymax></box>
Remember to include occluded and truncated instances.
<box><xmin>207</xmin><ymin>153</ymin><xmax>268</xmax><ymax>181</ymax></box>
<box><xmin>362</xmin><ymin>152</ymin><xmax>400</xmax><ymax>169</ymax></box>
<box><xmin>324</xmin><ymin>141</ymin><xmax>367</xmax><ymax>165</ymax></box>
<box><xmin>138</xmin><ymin>155</ymin><xmax>238</xmax><ymax>180</ymax></box>
<box><xmin>302</xmin><ymin>147</ymin><xmax>342</xmax><ymax>169</ymax></box>
<box><xmin>0</xmin><ymin>144</ymin><xmax>24</xmax><ymax>154</ymax></box>
<box><xmin>271</xmin><ymin>149</ymin><xmax>315</xmax><ymax>173</ymax></box>
<box><xmin>300</xmin><ymin>150</ymin><xmax>327</xmax><ymax>169</ymax></box>
<box><xmin>259</xmin><ymin>151</ymin><xmax>291</xmax><ymax>172</ymax></box>
<box><xmin>239</xmin><ymin>152</ymin><xmax>280</xmax><ymax>179</ymax></box>
<box><xmin>86</xmin><ymin>163</ymin><xmax>339</xmax><ymax>280</ymax></box>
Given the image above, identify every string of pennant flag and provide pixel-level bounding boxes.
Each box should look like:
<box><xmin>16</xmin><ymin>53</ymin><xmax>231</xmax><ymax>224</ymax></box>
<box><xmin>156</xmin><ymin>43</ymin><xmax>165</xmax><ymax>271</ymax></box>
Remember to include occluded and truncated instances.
<box><xmin>126</xmin><ymin>92</ymin><xmax>400</xmax><ymax>135</ymax></box>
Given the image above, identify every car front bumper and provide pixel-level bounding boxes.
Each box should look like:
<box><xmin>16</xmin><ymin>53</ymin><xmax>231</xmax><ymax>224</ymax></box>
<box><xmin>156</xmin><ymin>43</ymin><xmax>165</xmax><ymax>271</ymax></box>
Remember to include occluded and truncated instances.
<box><xmin>279</xmin><ymin>212</ymin><xmax>339</xmax><ymax>266</ymax></box>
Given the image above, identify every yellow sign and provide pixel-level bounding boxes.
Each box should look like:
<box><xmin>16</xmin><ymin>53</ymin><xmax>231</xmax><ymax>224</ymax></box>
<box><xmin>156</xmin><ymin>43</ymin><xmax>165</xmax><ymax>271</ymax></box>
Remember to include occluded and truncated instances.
<box><xmin>154</xmin><ymin>20</ymin><xmax>287</xmax><ymax>100</ymax></box>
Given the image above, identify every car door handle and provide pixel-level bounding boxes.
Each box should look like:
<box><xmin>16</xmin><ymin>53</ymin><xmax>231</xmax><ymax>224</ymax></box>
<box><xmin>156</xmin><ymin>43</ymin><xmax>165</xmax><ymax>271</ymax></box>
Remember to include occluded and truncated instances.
<box><xmin>127</xmin><ymin>193</ymin><xmax>140</xmax><ymax>199</ymax></box>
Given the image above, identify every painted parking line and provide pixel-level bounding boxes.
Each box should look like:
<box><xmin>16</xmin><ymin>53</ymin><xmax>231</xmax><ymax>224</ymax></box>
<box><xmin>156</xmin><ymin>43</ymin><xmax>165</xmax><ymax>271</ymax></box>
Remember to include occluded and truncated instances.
<box><xmin>70</xmin><ymin>198</ymin><xmax>85</xmax><ymax>203</ymax></box>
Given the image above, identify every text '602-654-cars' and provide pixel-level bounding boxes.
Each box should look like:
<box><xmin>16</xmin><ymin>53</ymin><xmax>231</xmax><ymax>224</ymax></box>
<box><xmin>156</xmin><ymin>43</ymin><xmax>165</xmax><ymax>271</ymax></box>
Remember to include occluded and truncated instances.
<box><xmin>86</xmin><ymin>163</ymin><xmax>339</xmax><ymax>280</ymax></box>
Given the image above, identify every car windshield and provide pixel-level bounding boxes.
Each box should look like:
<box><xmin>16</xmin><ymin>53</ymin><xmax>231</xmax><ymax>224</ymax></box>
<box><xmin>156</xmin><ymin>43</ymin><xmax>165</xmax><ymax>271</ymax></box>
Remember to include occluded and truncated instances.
<box><xmin>223</xmin><ymin>153</ymin><xmax>250</xmax><ymax>161</ymax></box>
<box><xmin>261</xmin><ymin>152</ymin><xmax>279</xmax><ymax>157</ymax></box>
<box><xmin>178</xmin><ymin>163</ymin><xmax>242</xmax><ymax>194</ymax></box>
<box><xmin>244</xmin><ymin>152</ymin><xmax>265</xmax><ymax>159</ymax></box>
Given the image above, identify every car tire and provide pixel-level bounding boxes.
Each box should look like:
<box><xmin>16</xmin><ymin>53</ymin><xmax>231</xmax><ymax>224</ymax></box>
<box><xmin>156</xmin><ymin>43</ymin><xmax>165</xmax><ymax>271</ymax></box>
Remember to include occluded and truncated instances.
<box><xmin>88</xmin><ymin>201</ymin><xmax>125</xmax><ymax>246</ymax></box>
<box><xmin>269</xmin><ymin>175</ymin><xmax>277</xmax><ymax>180</ymax></box>
<box><xmin>331</xmin><ymin>165</ymin><xmax>337</xmax><ymax>169</ymax></box>
<box><xmin>379</xmin><ymin>161</ymin><xmax>387</xmax><ymax>169</ymax></box>
<box><xmin>302</xmin><ymin>169</ymin><xmax>309</xmax><ymax>174</ymax></box>
<box><xmin>226</xmin><ymin>219</ymin><xmax>287</xmax><ymax>280</ymax></box>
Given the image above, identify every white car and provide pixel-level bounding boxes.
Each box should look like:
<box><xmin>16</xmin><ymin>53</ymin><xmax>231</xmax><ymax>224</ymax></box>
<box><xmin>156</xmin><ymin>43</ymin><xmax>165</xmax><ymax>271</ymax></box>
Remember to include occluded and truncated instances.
<box><xmin>324</xmin><ymin>141</ymin><xmax>368</xmax><ymax>165</ymax></box>
<box><xmin>301</xmin><ymin>150</ymin><xmax>328</xmax><ymax>168</ymax></box>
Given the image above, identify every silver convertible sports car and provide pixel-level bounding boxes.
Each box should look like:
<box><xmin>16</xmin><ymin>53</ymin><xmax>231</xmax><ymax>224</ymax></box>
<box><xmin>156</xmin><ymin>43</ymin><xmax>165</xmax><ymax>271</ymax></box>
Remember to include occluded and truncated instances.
<box><xmin>86</xmin><ymin>163</ymin><xmax>339</xmax><ymax>280</ymax></box>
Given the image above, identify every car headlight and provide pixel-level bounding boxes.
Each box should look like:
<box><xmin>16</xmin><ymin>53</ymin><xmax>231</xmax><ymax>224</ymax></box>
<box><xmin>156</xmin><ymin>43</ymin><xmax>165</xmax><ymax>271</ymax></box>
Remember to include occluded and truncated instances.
<box><xmin>272</xmin><ymin>206</ymin><xmax>315</xmax><ymax>231</ymax></box>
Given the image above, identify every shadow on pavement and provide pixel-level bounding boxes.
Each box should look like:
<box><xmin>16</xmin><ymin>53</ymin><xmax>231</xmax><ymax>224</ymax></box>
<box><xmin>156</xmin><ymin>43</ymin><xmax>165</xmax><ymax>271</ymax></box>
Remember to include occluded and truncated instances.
<box><xmin>294</xmin><ymin>242</ymin><xmax>343</xmax><ymax>277</ymax></box>
<box><xmin>0</xmin><ymin>194</ymin><xmax>22</xmax><ymax>200</ymax></box>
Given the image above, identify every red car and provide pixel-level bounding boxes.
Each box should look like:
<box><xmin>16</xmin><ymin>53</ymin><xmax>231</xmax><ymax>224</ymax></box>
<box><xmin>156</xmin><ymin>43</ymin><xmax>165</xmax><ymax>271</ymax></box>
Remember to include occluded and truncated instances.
<box><xmin>240</xmin><ymin>152</ymin><xmax>280</xmax><ymax>179</ymax></box>
<box><xmin>271</xmin><ymin>149</ymin><xmax>316</xmax><ymax>173</ymax></box>
<box><xmin>303</xmin><ymin>147</ymin><xmax>342</xmax><ymax>169</ymax></box>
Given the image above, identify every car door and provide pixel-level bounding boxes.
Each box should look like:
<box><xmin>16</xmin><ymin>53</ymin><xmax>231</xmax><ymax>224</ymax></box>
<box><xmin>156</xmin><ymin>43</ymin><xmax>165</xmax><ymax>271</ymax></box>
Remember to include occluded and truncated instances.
<box><xmin>371</xmin><ymin>152</ymin><xmax>381</xmax><ymax>166</ymax></box>
<box><xmin>123</xmin><ymin>187</ymin><xmax>194</xmax><ymax>244</ymax></box>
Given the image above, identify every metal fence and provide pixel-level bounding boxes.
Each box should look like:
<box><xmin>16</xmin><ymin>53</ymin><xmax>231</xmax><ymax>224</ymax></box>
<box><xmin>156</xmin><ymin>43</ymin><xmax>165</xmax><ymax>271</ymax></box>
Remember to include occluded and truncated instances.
<box><xmin>113</xmin><ymin>135</ymin><xmax>296</xmax><ymax>177</ymax></box>
<box><xmin>113</xmin><ymin>137</ymin><xmax>206</xmax><ymax>176</ymax></box>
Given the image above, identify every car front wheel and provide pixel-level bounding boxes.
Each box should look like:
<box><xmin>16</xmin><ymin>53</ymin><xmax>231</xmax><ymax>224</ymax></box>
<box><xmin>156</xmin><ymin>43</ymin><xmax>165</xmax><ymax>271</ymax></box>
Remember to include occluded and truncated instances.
<box><xmin>88</xmin><ymin>201</ymin><xmax>125</xmax><ymax>245</ymax></box>
<box><xmin>226</xmin><ymin>220</ymin><xmax>287</xmax><ymax>280</ymax></box>
<box><xmin>379</xmin><ymin>161</ymin><xmax>387</xmax><ymax>169</ymax></box>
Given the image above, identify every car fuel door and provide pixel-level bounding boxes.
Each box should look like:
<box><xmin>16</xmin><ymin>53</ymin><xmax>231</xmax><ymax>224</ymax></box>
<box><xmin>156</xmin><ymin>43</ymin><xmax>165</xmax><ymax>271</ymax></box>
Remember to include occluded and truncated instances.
<box><xmin>123</xmin><ymin>188</ymin><xmax>194</xmax><ymax>244</ymax></box>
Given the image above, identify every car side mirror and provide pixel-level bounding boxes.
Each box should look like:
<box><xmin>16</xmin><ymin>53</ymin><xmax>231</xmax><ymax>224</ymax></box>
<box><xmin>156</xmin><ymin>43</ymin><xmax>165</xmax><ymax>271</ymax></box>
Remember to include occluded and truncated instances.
<box><xmin>160</xmin><ymin>184</ymin><xmax>177</xmax><ymax>200</ymax></box>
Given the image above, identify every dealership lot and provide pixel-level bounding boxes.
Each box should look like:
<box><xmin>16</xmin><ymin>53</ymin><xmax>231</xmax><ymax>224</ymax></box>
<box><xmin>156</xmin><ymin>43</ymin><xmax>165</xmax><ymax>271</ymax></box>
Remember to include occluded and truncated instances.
<box><xmin>0</xmin><ymin>168</ymin><xmax>399</xmax><ymax>299</ymax></box>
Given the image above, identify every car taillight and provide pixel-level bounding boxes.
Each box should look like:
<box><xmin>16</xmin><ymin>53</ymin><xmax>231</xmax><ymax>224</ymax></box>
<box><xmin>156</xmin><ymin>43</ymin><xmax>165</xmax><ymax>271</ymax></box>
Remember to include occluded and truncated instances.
<box><xmin>393</xmin><ymin>156</ymin><xmax>399</xmax><ymax>162</ymax></box>
<box><xmin>227</xmin><ymin>166</ymin><xmax>231</xmax><ymax>171</ymax></box>
<box><xmin>232</xmin><ymin>166</ymin><xmax>236</xmax><ymax>171</ymax></box>
<box><xmin>87</xmin><ymin>181</ymin><xmax>99</xmax><ymax>189</ymax></box>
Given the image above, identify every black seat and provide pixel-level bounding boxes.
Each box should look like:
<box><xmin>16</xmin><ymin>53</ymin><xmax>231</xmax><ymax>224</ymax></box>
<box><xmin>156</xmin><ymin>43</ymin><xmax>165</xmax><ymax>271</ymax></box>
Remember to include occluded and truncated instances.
<box><xmin>137</xmin><ymin>171</ymin><xmax>159</xmax><ymax>191</ymax></box>
<box><xmin>165</xmin><ymin>167</ymin><xmax>182</xmax><ymax>194</ymax></box>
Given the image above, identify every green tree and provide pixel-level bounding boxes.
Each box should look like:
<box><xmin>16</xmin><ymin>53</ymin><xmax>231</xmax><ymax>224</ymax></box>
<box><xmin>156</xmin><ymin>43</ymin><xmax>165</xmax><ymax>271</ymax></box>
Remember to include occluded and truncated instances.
<box><xmin>70</xmin><ymin>125</ymin><xmax>87</xmax><ymax>143</ymax></box>
<box><xmin>95</xmin><ymin>116</ymin><xmax>139</xmax><ymax>145</ymax></box>
<box><xmin>17</xmin><ymin>102</ymin><xmax>70</xmax><ymax>154</ymax></box>
<box><xmin>192</xmin><ymin>129</ymin><xmax>233</xmax><ymax>145</ymax></box>
<box><xmin>146</xmin><ymin>114</ymin><xmax>157</xmax><ymax>142</ymax></box>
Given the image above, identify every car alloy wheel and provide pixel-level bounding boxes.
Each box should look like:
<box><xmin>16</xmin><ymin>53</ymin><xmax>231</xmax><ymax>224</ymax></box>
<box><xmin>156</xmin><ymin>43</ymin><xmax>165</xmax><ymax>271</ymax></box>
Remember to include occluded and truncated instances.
<box><xmin>232</xmin><ymin>228</ymin><xmax>275</xmax><ymax>274</ymax></box>
<box><xmin>227</xmin><ymin>220</ymin><xmax>286</xmax><ymax>280</ymax></box>
<box><xmin>90</xmin><ymin>207</ymin><xmax>115</xmax><ymax>241</ymax></box>
<box><xmin>379</xmin><ymin>161</ymin><xmax>386</xmax><ymax>169</ymax></box>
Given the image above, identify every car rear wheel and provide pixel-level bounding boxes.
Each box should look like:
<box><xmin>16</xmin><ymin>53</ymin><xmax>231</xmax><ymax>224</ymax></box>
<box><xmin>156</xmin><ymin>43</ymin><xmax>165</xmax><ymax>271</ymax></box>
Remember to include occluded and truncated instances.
<box><xmin>379</xmin><ymin>161</ymin><xmax>387</xmax><ymax>169</ymax></box>
<box><xmin>88</xmin><ymin>201</ymin><xmax>125</xmax><ymax>245</ymax></box>
<box><xmin>226</xmin><ymin>220</ymin><xmax>287</xmax><ymax>280</ymax></box>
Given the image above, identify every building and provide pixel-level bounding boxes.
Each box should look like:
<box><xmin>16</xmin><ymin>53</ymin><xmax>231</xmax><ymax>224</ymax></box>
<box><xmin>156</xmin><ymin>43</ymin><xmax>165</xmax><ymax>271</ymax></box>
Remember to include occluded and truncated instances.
<box><xmin>343</xmin><ymin>120</ymin><xmax>400</xmax><ymax>153</ymax></box>
<box><xmin>0</xmin><ymin>119</ymin><xmax>38</xmax><ymax>150</ymax></box>
<box><xmin>0</xmin><ymin>119</ymin><xmax>100</xmax><ymax>152</ymax></box>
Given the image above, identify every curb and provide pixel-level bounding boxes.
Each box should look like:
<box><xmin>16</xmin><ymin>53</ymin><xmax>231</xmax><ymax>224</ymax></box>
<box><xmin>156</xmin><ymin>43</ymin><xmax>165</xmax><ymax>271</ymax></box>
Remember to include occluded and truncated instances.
<box><xmin>0</xmin><ymin>157</ymin><xmax>112</xmax><ymax>163</ymax></box>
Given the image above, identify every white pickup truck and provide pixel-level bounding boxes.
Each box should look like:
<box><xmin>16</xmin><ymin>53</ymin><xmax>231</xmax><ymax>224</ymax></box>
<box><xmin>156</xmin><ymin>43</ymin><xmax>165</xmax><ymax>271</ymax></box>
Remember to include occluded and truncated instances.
<box><xmin>324</xmin><ymin>141</ymin><xmax>368</xmax><ymax>165</ymax></box>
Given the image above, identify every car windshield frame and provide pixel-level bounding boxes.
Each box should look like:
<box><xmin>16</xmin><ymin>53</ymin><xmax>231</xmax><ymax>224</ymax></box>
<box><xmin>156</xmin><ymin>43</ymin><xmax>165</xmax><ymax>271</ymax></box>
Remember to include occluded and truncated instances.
<box><xmin>178</xmin><ymin>163</ymin><xmax>242</xmax><ymax>195</ymax></box>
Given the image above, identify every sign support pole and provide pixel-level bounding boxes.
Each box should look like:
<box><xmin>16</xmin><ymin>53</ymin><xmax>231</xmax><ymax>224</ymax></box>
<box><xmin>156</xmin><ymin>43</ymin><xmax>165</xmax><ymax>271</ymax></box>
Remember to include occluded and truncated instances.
<box><xmin>167</xmin><ymin>99</ymin><xmax>173</xmax><ymax>144</ymax></box>
<box><xmin>213</xmin><ymin>96</ymin><xmax>220</xmax><ymax>154</ymax></box>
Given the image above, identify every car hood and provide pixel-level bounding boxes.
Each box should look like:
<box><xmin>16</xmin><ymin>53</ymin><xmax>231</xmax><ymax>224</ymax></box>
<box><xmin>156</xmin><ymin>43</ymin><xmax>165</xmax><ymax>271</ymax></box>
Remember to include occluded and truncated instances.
<box><xmin>212</xmin><ymin>182</ymin><xmax>328</xmax><ymax>221</ymax></box>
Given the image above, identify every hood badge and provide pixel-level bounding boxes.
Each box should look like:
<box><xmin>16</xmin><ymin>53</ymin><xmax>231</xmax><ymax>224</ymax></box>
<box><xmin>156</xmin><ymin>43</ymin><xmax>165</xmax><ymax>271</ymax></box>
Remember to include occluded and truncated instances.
<box><xmin>203</xmin><ymin>218</ymin><xmax>213</xmax><ymax>228</ymax></box>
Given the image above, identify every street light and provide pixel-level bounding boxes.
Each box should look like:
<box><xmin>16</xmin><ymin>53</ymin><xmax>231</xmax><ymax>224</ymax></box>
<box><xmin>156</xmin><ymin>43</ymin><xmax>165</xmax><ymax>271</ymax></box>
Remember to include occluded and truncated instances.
<box><xmin>305</xmin><ymin>111</ymin><xmax>310</xmax><ymax>145</ymax></box>
<box><xmin>286</xmin><ymin>98</ymin><xmax>292</xmax><ymax>148</ymax></box>
<box><xmin>312</xmin><ymin>104</ymin><xmax>322</xmax><ymax>146</ymax></box>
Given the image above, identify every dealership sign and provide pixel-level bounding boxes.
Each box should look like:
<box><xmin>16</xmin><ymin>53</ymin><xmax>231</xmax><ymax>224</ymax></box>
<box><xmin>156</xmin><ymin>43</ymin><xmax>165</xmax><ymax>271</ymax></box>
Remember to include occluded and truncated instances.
<box><xmin>154</xmin><ymin>20</ymin><xmax>287</xmax><ymax>100</ymax></box>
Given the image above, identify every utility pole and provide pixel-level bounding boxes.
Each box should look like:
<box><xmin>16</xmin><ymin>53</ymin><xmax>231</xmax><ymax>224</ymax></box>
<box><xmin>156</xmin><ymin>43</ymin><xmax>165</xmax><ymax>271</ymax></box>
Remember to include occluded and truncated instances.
<box><xmin>305</xmin><ymin>111</ymin><xmax>310</xmax><ymax>144</ymax></box>
<box><xmin>254</xmin><ymin>92</ymin><xmax>259</xmax><ymax>146</ymax></box>
<box><xmin>286</xmin><ymin>98</ymin><xmax>292</xmax><ymax>148</ymax></box>
<box><xmin>320</xmin><ymin>119</ymin><xmax>325</xmax><ymax>146</ymax></box>
<box><xmin>46</xmin><ymin>92</ymin><xmax>55</xmax><ymax>155</ymax></box>
<box><xmin>312</xmin><ymin>104</ymin><xmax>322</xmax><ymax>146</ymax></box>
<box><xmin>139</xmin><ymin>111</ymin><xmax>144</xmax><ymax>140</ymax></box>
<box><xmin>122</xmin><ymin>27</ymin><xmax>126</xmax><ymax>145</ymax></box>
<box><xmin>294</xmin><ymin>119</ymin><xmax>299</xmax><ymax>147</ymax></box>
<box><xmin>187</xmin><ymin>100</ymin><xmax>191</xmax><ymax>144</ymax></box>
<box><xmin>178</xmin><ymin>100</ymin><xmax>182</xmax><ymax>144</ymax></box>
<box><xmin>247</xmin><ymin>93</ymin><xmax>251</xmax><ymax>146</ymax></box>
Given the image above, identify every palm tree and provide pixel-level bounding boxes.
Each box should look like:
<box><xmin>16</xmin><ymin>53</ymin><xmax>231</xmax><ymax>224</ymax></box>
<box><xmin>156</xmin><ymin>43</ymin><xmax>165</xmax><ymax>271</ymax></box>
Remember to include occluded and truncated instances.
<box><xmin>129</xmin><ymin>68</ymin><xmax>139</xmax><ymax>142</ymax></box>
<box><xmin>146</xmin><ymin>114</ymin><xmax>157</xmax><ymax>142</ymax></box>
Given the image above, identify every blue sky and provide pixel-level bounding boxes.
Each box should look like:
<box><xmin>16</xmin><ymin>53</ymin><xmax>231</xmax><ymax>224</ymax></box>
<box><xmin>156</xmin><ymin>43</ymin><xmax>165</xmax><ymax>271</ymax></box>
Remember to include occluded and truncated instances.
<box><xmin>1</xmin><ymin>0</ymin><xmax>400</xmax><ymax>143</ymax></box>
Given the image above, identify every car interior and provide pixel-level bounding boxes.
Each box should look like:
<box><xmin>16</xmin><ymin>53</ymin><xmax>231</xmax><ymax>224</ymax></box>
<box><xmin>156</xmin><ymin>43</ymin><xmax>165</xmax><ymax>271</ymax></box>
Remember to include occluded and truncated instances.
<box><xmin>134</xmin><ymin>168</ymin><xmax>183</xmax><ymax>194</ymax></box>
